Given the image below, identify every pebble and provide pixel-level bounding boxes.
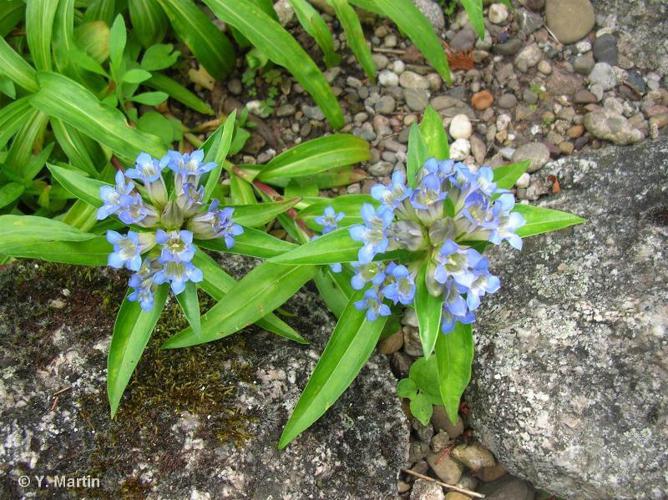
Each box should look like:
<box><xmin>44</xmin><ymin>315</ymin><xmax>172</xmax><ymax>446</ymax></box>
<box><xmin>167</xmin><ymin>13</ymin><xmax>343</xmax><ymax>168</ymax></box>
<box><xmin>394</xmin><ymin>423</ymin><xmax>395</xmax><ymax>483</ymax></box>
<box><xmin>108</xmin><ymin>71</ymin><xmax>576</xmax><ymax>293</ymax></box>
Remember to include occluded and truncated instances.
<box><xmin>400</xmin><ymin>71</ymin><xmax>430</xmax><ymax>90</ymax></box>
<box><xmin>498</xmin><ymin>93</ymin><xmax>518</xmax><ymax>109</ymax></box>
<box><xmin>431</xmin><ymin>407</ymin><xmax>464</xmax><ymax>438</ymax></box>
<box><xmin>448</xmin><ymin>114</ymin><xmax>473</xmax><ymax>140</ymax></box>
<box><xmin>567</xmin><ymin>124</ymin><xmax>585</xmax><ymax>138</ymax></box>
<box><xmin>559</xmin><ymin>141</ymin><xmax>575</xmax><ymax>155</ymax></box>
<box><xmin>471</xmin><ymin>90</ymin><xmax>494</xmax><ymax>110</ymax></box>
<box><xmin>450</xmin><ymin>27</ymin><xmax>476</xmax><ymax>51</ymax></box>
<box><xmin>575</xmin><ymin>40</ymin><xmax>592</xmax><ymax>53</ymax></box>
<box><xmin>449</xmin><ymin>138</ymin><xmax>470</xmax><ymax>160</ymax></box>
<box><xmin>516</xmin><ymin>172</ymin><xmax>531</xmax><ymax>188</ymax></box>
<box><xmin>445</xmin><ymin>493</ymin><xmax>470</xmax><ymax>500</ymax></box>
<box><xmin>512</xmin><ymin>142</ymin><xmax>550</xmax><ymax>172</ymax></box>
<box><xmin>49</xmin><ymin>298</ymin><xmax>66</xmax><ymax>309</ymax></box>
<box><xmin>375</xmin><ymin>95</ymin><xmax>396</xmax><ymax>114</ymax></box>
<box><xmin>410</xmin><ymin>479</ymin><xmax>445</xmax><ymax>500</ymax></box>
<box><xmin>302</xmin><ymin>105</ymin><xmax>325</xmax><ymax>121</ymax></box>
<box><xmin>378</xmin><ymin>330</ymin><xmax>403</xmax><ymax>354</ymax></box>
<box><xmin>589</xmin><ymin>62</ymin><xmax>617</xmax><ymax>91</ymax></box>
<box><xmin>430</xmin><ymin>431</ymin><xmax>450</xmax><ymax>453</ymax></box>
<box><xmin>517</xmin><ymin>9</ymin><xmax>544</xmax><ymax>35</ymax></box>
<box><xmin>384</xmin><ymin>34</ymin><xmax>398</xmax><ymax>48</ymax></box>
<box><xmin>574</xmin><ymin>89</ymin><xmax>597</xmax><ymax>104</ymax></box>
<box><xmin>227</xmin><ymin>78</ymin><xmax>242</xmax><ymax>95</ymax></box>
<box><xmin>537</xmin><ymin>60</ymin><xmax>552</xmax><ymax>75</ymax></box>
<box><xmin>515</xmin><ymin>44</ymin><xmax>543</xmax><ymax>73</ymax></box>
<box><xmin>545</xmin><ymin>0</ymin><xmax>595</xmax><ymax>44</ymax></box>
<box><xmin>479</xmin><ymin>463</ymin><xmax>508</xmax><ymax>482</ymax></box>
<box><xmin>413</xmin><ymin>0</ymin><xmax>446</xmax><ymax>31</ymax></box>
<box><xmin>584</xmin><ymin>110</ymin><xmax>644</xmax><ymax>145</ymax></box>
<box><xmin>496</xmin><ymin>113</ymin><xmax>512</xmax><ymax>132</ymax></box>
<box><xmin>404</xmin><ymin>89</ymin><xmax>430</xmax><ymax>112</ymax></box>
<box><xmin>427</xmin><ymin>453</ymin><xmax>463</xmax><ymax>484</ymax></box>
<box><xmin>391</xmin><ymin>59</ymin><xmax>406</xmax><ymax>74</ymax></box>
<box><xmin>488</xmin><ymin>3</ymin><xmax>509</xmax><ymax>24</ymax></box>
<box><xmin>593</xmin><ymin>33</ymin><xmax>618</xmax><ymax>66</ymax></box>
<box><xmin>573</xmin><ymin>52</ymin><xmax>595</xmax><ymax>75</ymax></box>
<box><xmin>372</xmin><ymin>53</ymin><xmax>389</xmax><ymax>69</ymax></box>
<box><xmin>494</xmin><ymin>38</ymin><xmax>522</xmax><ymax>56</ymax></box>
<box><xmin>378</xmin><ymin>70</ymin><xmax>399</xmax><ymax>87</ymax></box>
<box><xmin>523</xmin><ymin>88</ymin><xmax>538</xmax><ymax>105</ymax></box>
<box><xmin>451</xmin><ymin>444</ymin><xmax>496</xmax><ymax>472</ymax></box>
<box><xmin>470</xmin><ymin>135</ymin><xmax>487</xmax><ymax>164</ymax></box>
<box><xmin>276</xmin><ymin>104</ymin><xmax>296</xmax><ymax>117</ymax></box>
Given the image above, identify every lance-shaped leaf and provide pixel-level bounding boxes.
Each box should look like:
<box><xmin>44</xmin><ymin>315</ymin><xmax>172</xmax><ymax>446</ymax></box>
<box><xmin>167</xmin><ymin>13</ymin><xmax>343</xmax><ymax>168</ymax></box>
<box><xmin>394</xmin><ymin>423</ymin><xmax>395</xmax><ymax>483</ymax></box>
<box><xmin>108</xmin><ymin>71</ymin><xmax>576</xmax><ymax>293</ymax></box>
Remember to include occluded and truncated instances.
<box><xmin>4</xmin><ymin>109</ymin><xmax>49</xmax><ymax>179</ymax></box>
<box><xmin>203</xmin><ymin>0</ymin><xmax>344</xmax><ymax>129</ymax></box>
<box><xmin>156</xmin><ymin>0</ymin><xmax>235</xmax><ymax>79</ymax></box>
<box><xmin>198</xmin><ymin>226</ymin><xmax>297</xmax><ymax>259</ymax></box>
<box><xmin>257</xmin><ymin>134</ymin><xmax>370</xmax><ymax>182</ymax></box>
<box><xmin>420</xmin><ymin>106</ymin><xmax>449</xmax><ymax>160</ymax></box>
<box><xmin>0</xmin><ymin>36</ymin><xmax>38</xmax><ymax>92</ymax></box>
<box><xmin>329</xmin><ymin>0</ymin><xmax>376</xmax><ymax>80</ymax></box>
<box><xmin>459</xmin><ymin>0</ymin><xmax>484</xmax><ymax>39</ymax></box>
<box><xmin>0</xmin><ymin>237</ymin><xmax>111</xmax><ymax>266</ymax></box>
<box><xmin>289</xmin><ymin>0</ymin><xmax>340</xmax><ymax>67</ymax></box>
<box><xmin>176</xmin><ymin>282</ymin><xmax>201</xmax><ymax>336</ymax></box>
<box><xmin>26</xmin><ymin>0</ymin><xmax>59</xmax><ymax>71</ymax></box>
<box><xmin>0</xmin><ymin>1</ymin><xmax>24</xmax><ymax>38</ymax></box>
<box><xmin>407</xmin><ymin>123</ymin><xmax>428</xmax><ymax>188</ymax></box>
<box><xmin>51</xmin><ymin>119</ymin><xmax>105</xmax><ymax>177</ymax></box>
<box><xmin>414</xmin><ymin>261</ymin><xmax>444</xmax><ymax>359</ymax></box>
<box><xmin>146</xmin><ymin>73</ymin><xmax>214</xmax><ymax>115</ymax></box>
<box><xmin>299</xmin><ymin>194</ymin><xmax>377</xmax><ymax>230</ymax></box>
<box><xmin>313</xmin><ymin>266</ymin><xmax>354</xmax><ymax>318</ymax></box>
<box><xmin>270</xmin><ymin>226</ymin><xmax>360</xmax><ymax>264</ymax></box>
<box><xmin>203</xmin><ymin>110</ymin><xmax>236</xmax><ymax>202</ymax></box>
<box><xmin>435</xmin><ymin>322</ymin><xmax>474</xmax><ymax>423</ymax></box>
<box><xmin>162</xmin><ymin>263</ymin><xmax>316</xmax><ymax>349</ymax></box>
<box><xmin>31</xmin><ymin>72</ymin><xmax>165</xmax><ymax>161</ymax></box>
<box><xmin>48</xmin><ymin>164</ymin><xmax>107</xmax><ymax>207</ymax></box>
<box><xmin>0</xmin><ymin>97</ymin><xmax>33</xmax><ymax>150</ymax></box>
<box><xmin>108</xmin><ymin>285</ymin><xmax>169</xmax><ymax>416</ymax></box>
<box><xmin>493</xmin><ymin>160</ymin><xmax>530</xmax><ymax>190</ymax></box>
<box><xmin>352</xmin><ymin>0</ymin><xmax>451</xmax><ymax>83</ymax></box>
<box><xmin>0</xmin><ymin>215</ymin><xmax>97</xmax><ymax>247</ymax></box>
<box><xmin>129</xmin><ymin>0</ymin><xmax>169</xmax><ymax>48</ymax></box>
<box><xmin>231</xmin><ymin>198</ymin><xmax>301</xmax><ymax>227</ymax></box>
<box><xmin>514</xmin><ymin>204</ymin><xmax>585</xmax><ymax>238</ymax></box>
<box><xmin>193</xmin><ymin>251</ymin><xmax>305</xmax><ymax>343</ymax></box>
<box><xmin>279</xmin><ymin>294</ymin><xmax>388</xmax><ymax>448</ymax></box>
<box><xmin>0</xmin><ymin>183</ymin><xmax>24</xmax><ymax>210</ymax></box>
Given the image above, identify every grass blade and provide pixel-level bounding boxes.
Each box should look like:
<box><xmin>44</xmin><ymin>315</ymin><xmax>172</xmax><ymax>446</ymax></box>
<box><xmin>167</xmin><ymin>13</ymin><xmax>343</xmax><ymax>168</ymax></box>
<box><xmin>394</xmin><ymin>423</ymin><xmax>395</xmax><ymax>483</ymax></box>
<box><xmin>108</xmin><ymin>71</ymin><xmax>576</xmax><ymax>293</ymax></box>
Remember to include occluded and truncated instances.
<box><xmin>129</xmin><ymin>0</ymin><xmax>169</xmax><ymax>48</ymax></box>
<box><xmin>26</xmin><ymin>0</ymin><xmax>60</xmax><ymax>71</ymax></box>
<box><xmin>514</xmin><ymin>204</ymin><xmax>585</xmax><ymax>238</ymax></box>
<box><xmin>435</xmin><ymin>322</ymin><xmax>474</xmax><ymax>423</ymax></box>
<box><xmin>289</xmin><ymin>0</ymin><xmax>340</xmax><ymax>67</ymax></box>
<box><xmin>146</xmin><ymin>73</ymin><xmax>214</xmax><ymax>115</ymax></box>
<box><xmin>420</xmin><ymin>105</ymin><xmax>449</xmax><ymax>160</ymax></box>
<box><xmin>0</xmin><ymin>97</ymin><xmax>33</xmax><ymax>150</ymax></box>
<box><xmin>0</xmin><ymin>37</ymin><xmax>39</xmax><ymax>92</ymax></box>
<box><xmin>414</xmin><ymin>261</ymin><xmax>444</xmax><ymax>358</ymax></box>
<box><xmin>330</xmin><ymin>0</ymin><xmax>376</xmax><ymax>80</ymax></box>
<box><xmin>459</xmin><ymin>0</ymin><xmax>484</xmax><ymax>38</ymax></box>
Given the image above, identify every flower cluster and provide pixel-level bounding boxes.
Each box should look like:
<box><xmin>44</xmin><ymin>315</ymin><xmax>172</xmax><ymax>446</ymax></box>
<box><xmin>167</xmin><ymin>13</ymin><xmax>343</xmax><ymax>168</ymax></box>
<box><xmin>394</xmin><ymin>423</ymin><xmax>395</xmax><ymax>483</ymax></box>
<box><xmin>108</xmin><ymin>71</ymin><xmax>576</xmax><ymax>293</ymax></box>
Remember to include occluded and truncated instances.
<box><xmin>347</xmin><ymin>159</ymin><xmax>524</xmax><ymax>333</ymax></box>
<box><xmin>98</xmin><ymin>151</ymin><xmax>243</xmax><ymax>310</ymax></box>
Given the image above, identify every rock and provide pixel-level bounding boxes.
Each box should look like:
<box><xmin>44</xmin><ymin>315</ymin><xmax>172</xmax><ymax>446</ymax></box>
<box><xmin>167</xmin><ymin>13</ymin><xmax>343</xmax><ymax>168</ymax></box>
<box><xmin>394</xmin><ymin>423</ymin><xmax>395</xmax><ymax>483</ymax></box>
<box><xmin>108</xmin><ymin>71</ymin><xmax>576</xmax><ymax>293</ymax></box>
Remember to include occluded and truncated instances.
<box><xmin>431</xmin><ymin>406</ymin><xmax>464</xmax><ymax>439</ymax></box>
<box><xmin>470</xmin><ymin>135</ymin><xmax>487</xmax><ymax>164</ymax></box>
<box><xmin>497</xmin><ymin>93</ymin><xmax>517</xmax><ymax>109</ymax></box>
<box><xmin>515</xmin><ymin>172</ymin><xmax>531</xmax><ymax>188</ymax></box>
<box><xmin>471</xmin><ymin>90</ymin><xmax>494</xmax><ymax>110</ymax></box>
<box><xmin>514</xmin><ymin>44</ymin><xmax>542</xmax><ymax>73</ymax></box>
<box><xmin>517</xmin><ymin>9</ymin><xmax>544</xmax><ymax>35</ymax></box>
<box><xmin>450</xmin><ymin>28</ymin><xmax>476</xmax><ymax>52</ymax></box>
<box><xmin>511</xmin><ymin>142</ymin><xmax>550</xmax><ymax>172</ymax></box>
<box><xmin>276</xmin><ymin>103</ymin><xmax>296</xmax><ymax>117</ymax></box>
<box><xmin>545</xmin><ymin>0</ymin><xmax>595</xmax><ymax>44</ymax></box>
<box><xmin>479</xmin><ymin>463</ymin><xmax>508</xmax><ymax>482</ymax></box>
<box><xmin>427</xmin><ymin>453</ymin><xmax>464</xmax><ymax>484</ymax></box>
<box><xmin>400</xmin><ymin>71</ymin><xmax>430</xmax><ymax>90</ymax></box>
<box><xmin>412</xmin><ymin>0</ymin><xmax>446</xmax><ymax>31</ymax></box>
<box><xmin>449</xmin><ymin>139</ymin><xmax>471</xmax><ymax>161</ymax></box>
<box><xmin>411</xmin><ymin>479</ymin><xmax>445</xmax><ymax>500</ymax></box>
<box><xmin>302</xmin><ymin>104</ymin><xmax>325</xmax><ymax>121</ymax></box>
<box><xmin>573</xmin><ymin>52</ymin><xmax>595</xmax><ymax>75</ymax></box>
<box><xmin>405</xmin><ymin>89</ymin><xmax>430</xmax><ymax>112</ymax></box>
<box><xmin>0</xmin><ymin>259</ymin><xmax>409</xmax><ymax>497</ymax></box>
<box><xmin>546</xmin><ymin>69</ymin><xmax>584</xmax><ymax>96</ymax></box>
<box><xmin>588</xmin><ymin>62</ymin><xmax>617</xmax><ymax>91</ymax></box>
<box><xmin>584</xmin><ymin>109</ymin><xmax>644</xmax><ymax>144</ymax></box>
<box><xmin>521</xmin><ymin>0</ymin><xmax>545</xmax><ymax>11</ymax></box>
<box><xmin>494</xmin><ymin>38</ymin><xmax>522</xmax><ymax>56</ymax></box>
<box><xmin>537</xmin><ymin>60</ymin><xmax>552</xmax><ymax>75</ymax></box>
<box><xmin>273</xmin><ymin>0</ymin><xmax>294</xmax><ymax>26</ymax></box>
<box><xmin>445</xmin><ymin>493</ymin><xmax>471</xmax><ymax>500</ymax></box>
<box><xmin>449</xmin><ymin>114</ymin><xmax>473</xmax><ymax>140</ymax></box>
<box><xmin>593</xmin><ymin>33</ymin><xmax>618</xmax><ymax>65</ymax></box>
<box><xmin>368</xmin><ymin>161</ymin><xmax>394</xmax><ymax>177</ymax></box>
<box><xmin>379</xmin><ymin>69</ymin><xmax>400</xmax><ymax>87</ymax></box>
<box><xmin>468</xmin><ymin>139</ymin><xmax>668</xmax><ymax>498</ymax></box>
<box><xmin>488</xmin><ymin>4</ymin><xmax>509</xmax><ymax>24</ymax></box>
<box><xmin>574</xmin><ymin>89</ymin><xmax>597</xmax><ymax>104</ymax></box>
<box><xmin>451</xmin><ymin>444</ymin><xmax>496</xmax><ymax>472</ymax></box>
<box><xmin>375</xmin><ymin>95</ymin><xmax>397</xmax><ymax>114</ymax></box>
<box><xmin>478</xmin><ymin>476</ymin><xmax>536</xmax><ymax>500</ymax></box>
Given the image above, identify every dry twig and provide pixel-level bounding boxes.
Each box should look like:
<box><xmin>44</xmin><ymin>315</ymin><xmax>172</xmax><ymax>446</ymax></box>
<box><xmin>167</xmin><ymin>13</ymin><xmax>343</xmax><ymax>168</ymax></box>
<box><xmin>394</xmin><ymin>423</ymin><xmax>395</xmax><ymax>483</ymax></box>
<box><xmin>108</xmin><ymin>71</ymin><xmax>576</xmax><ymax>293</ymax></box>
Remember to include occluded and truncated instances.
<box><xmin>402</xmin><ymin>469</ymin><xmax>485</xmax><ymax>498</ymax></box>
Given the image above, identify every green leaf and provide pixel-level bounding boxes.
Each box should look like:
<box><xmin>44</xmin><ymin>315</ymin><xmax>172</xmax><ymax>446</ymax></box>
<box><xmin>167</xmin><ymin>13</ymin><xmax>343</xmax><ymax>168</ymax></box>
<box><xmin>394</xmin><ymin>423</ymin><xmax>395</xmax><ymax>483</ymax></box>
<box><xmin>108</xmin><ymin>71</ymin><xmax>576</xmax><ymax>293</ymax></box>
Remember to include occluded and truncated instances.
<box><xmin>146</xmin><ymin>73</ymin><xmax>214</xmax><ymax>115</ymax></box>
<box><xmin>514</xmin><ymin>204</ymin><xmax>585</xmax><ymax>238</ymax></box>
<box><xmin>299</xmin><ymin>194</ymin><xmax>377</xmax><ymax>230</ymax></box>
<box><xmin>84</xmin><ymin>0</ymin><xmax>115</xmax><ymax>24</ymax></box>
<box><xmin>435</xmin><ymin>322</ymin><xmax>474</xmax><ymax>424</ymax></box>
<box><xmin>176</xmin><ymin>281</ymin><xmax>201</xmax><ymax>336</ymax></box>
<box><xmin>289</xmin><ymin>0</ymin><xmax>340</xmax><ymax>67</ymax></box>
<box><xmin>420</xmin><ymin>106</ymin><xmax>449</xmax><ymax>160</ymax></box>
<box><xmin>129</xmin><ymin>0</ymin><xmax>169</xmax><ymax>48</ymax></box>
<box><xmin>0</xmin><ymin>215</ymin><xmax>97</xmax><ymax>249</ymax></box>
<box><xmin>0</xmin><ymin>1</ymin><xmax>24</xmax><ymax>38</ymax></box>
<box><xmin>408</xmin><ymin>356</ymin><xmax>442</xmax><ymax>404</ymax></box>
<box><xmin>410</xmin><ymin>393</ymin><xmax>433</xmax><ymax>426</ymax></box>
<box><xmin>493</xmin><ymin>160</ymin><xmax>530</xmax><ymax>190</ymax></box>
<box><xmin>32</xmin><ymin>72</ymin><xmax>166</xmax><ymax>162</ymax></box>
<box><xmin>407</xmin><ymin>123</ymin><xmax>428</xmax><ymax>188</ymax></box>
<box><xmin>0</xmin><ymin>183</ymin><xmax>24</xmax><ymax>209</ymax></box>
<box><xmin>459</xmin><ymin>0</ymin><xmax>485</xmax><ymax>39</ymax></box>
<box><xmin>140</xmin><ymin>43</ymin><xmax>179</xmax><ymax>71</ymax></box>
<box><xmin>109</xmin><ymin>15</ymin><xmax>128</xmax><ymax>79</ymax></box>
<box><xmin>50</xmin><ymin>118</ymin><xmax>105</xmax><ymax>177</ymax></box>
<box><xmin>257</xmin><ymin>134</ymin><xmax>370</xmax><ymax>181</ymax></box>
<box><xmin>0</xmin><ymin>97</ymin><xmax>33</xmax><ymax>151</ymax></box>
<box><xmin>108</xmin><ymin>285</ymin><xmax>169</xmax><ymax>417</ymax></box>
<box><xmin>397</xmin><ymin>378</ymin><xmax>418</xmax><ymax>398</ymax></box>
<box><xmin>48</xmin><ymin>164</ymin><xmax>107</xmax><ymax>207</ymax></box>
<box><xmin>329</xmin><ymin>0</ymin><xmax>376</xmax><ymax>81</ymax></box>
<box><xmin>198</xmin><ymin>226</ymin><xmax>297</xmax><ymax>259</ymax></box>
<box><xmin>269</xmin><ymin>226</ymin><xmax>360</xmax><ymax>264</ymax></box>
<box><xmin>354</xmin><ymin>0</ymin><xmax>451</xmax><ymax>83</ymax></box>
<box><xmin>123</xmin><ymin>68</ymin><xmax>153</xmax><ymax>84</ymax></box>
<box><xmin>203</xmin><ymin>110</ymin><xmax>236</xmax><ymax>202</ymax></box>
<box><xmin>232</xmin><ymin>199</ymin><xmax>301</xmax><ymax>227</ymax></box>
<box><xmin>26</xmin><ymin>0</ymin><xmax>59</xmax><ymax>71</ymax></box>
<box><xmin>162</xmin><ymin>263</ymin><xmax>316</xmax><ymax>349</ymax></box>
<box><xmin>203</xmin><ymin>0</ymin><xmax>344</xmax><ymax>129</ymax></box>
<box><xmin>156</xmin><ymin>0</ymin><xmax>235</xmax><ymax>79</ymax></box>
<box><xmin>130</xmin><ymin>91</ymin><xmax>168</xmax><ymax>105</ymax></box>
<box><xmin>313</xmin><ymin>266</ymin><xmax>352</xmax><ymax>318</ymax></box>
<box><xmin>414</xmin><ymin>261</ymin><xmax>444</xmax><ymax>359</ymax></box>
<box><xmin>278</xmin><ymin>294</ymin><xmax>387</xmax><ymax>448</ymax></box>
<box><xmin>0</xmin><ymin>236</ymin><xmax>111</xmax><ymax>266</ymax></box>
<box><xmin>192</xmin><ymin>251</ymin><xmax>306</xmax><ymax>343</ymax></box>
<box><xmin>230</xmin><ymin>175</ymin><xmax>256</xmax><ymax>205</ymax></box>
<box><xmin>136</xmin><ymin>111</ymin><xmax>182</xmax><ymax>146</ymax></box>
<box><xmin>4</xmin><ymin>110</ymin><xmax>49</xmax><ymax>180</ymax></box>
<box><xmin>0</xmin><ymin>37</ymin><xmax>39</xmax><ymax>92</ymax></box>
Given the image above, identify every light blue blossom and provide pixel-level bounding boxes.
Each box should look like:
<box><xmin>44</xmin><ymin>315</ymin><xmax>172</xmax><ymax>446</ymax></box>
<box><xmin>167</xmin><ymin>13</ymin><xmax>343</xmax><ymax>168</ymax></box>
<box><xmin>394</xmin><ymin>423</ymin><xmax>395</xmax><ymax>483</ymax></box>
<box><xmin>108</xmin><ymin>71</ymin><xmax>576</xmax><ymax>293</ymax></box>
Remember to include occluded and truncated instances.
<box><xmin>188</xmin><ymin>200</ymin><xmax>244</xmax><ymax>247</ymax></box>
<box><xmin>433</xmin><ymin>240</ymin><xmax>483</xmax><ymax>289</ymax></box>
<box><xmin>156</xmin><ymin>229</ymin><xmax>196</xmax><ymax>263</ymax></box>
<box><xmin>117</xmin><ymin>192</ymin><xmax>158</xmax><ymax>226</ymax></box>
<box><xmin>106</xmin><ymin>230</ymin><xmax>142</xmax><ymax>271</ymax></box>
<box><xmin>126</xmin><ymin>153</ymin><xmax>164</xmax><ymax>183</ymax></box>
<box><xmin>128</xmin><ymin>258</ymin><xmax>159</xmax><ymax>311</ymax></box>
<box><xmin>354</xmin><ymin>287</ymin><xmax>392</xmax><ymax>321</ymax></box>
<box><xmin>441</xmin><ymin>279</ymin><xmax>475</xmax><ymax>334</ymax></box>
<box><xmin>314</xmin><ymin>206</ymin><xmax>344</xmax><ymax>234</ymax></box>
<box><xmin>371</xmin><ymin>171</ymin><xmax>412</xmax><ymax>208</ymax></box>
<box><xmin>351</xmin><ymin>261</ymin><xmax>387</xmax><ymax>290</ymax></box>
<box><xmin>382</xmin><ymin>263</ymin><xmax>416</xmax><ymax>305</ymax></box>
<box><xmin>176</xmin><ymin>183</ymin><xmax>205</xmax><ymax>217</ymax></box>
<box><xmin>162</xmin><ymin>150</ymin><xmax>216</xmax><ymax>192</ymax></box>
<box><xmin>153</xmin><ymin>260</ymin><xmax>203</xmax><ymax>295</ymax></box>
<box><xmin>410</xmin><ymin>172</ymin><xmax>447</xmax><ymax>211</ymax></box>
<box><xmin>97</xmin><ymin>170</ymin><xmax>135</xmax><ymax>220</ymax></box>
<box><xmin>349</xmin><ymin>204</ymin><xmax>393</xmax><ymax>263</ymax></box>
<box><xmin>465</xmin><ymin>257</ymin><xmax>500</xmax><ymax>311</ymax></box>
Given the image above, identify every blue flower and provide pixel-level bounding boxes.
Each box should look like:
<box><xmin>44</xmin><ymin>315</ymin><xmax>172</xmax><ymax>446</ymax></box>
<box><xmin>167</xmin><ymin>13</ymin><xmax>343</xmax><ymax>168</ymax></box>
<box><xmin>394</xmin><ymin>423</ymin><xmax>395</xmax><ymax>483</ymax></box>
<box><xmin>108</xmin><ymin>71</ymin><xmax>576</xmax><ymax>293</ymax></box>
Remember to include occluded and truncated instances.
<box><xmin>354</xmin><ymin>287</ymin><xmax>392</xmax><ymax>321</ymax></box>
<box><xmin>441</xmin><ymin>279</ymin><xmax>475</xmax><ymax>334</ymax></box>
<box><xmin>465</xmin><ymin>257</ymin><xmax>500</xmax><ymax>311</ymax></box>
<box><xmin>432</xmin><ymin>240</ymin><xmax>483</xmax><ymax>289</ymax></box>
<box><xmin>382</xmin><ymin>263</ymin><xmax>416</xmax><ymax>305</ymax></box>
<box><xmin>349</xmin><ymin>204</ymin><xmax>394</xmax><ymax>263</ymax></box>
<box><xmin>106</xmin><ymin>230</ymin><xmax>142</xmax><ymax>271</ymax></box>
<box><xmin>176</xmin><ymin>183</ymin><xmax>205</xmax><ymax>216</ymax></box>
<box><xmin>97</xmin><ymin>170</ymin><xmax>135</xmax><ymax>220</ymax></box>
<box><xmin>117</xmin><ymin>192</ymin><xmax>159</xmax><ymax>226</ymax></box>
<box><xmin>162</xmin><ymin>150</ymin><xmax>216</xmax><ymax>191</ymax></box>
<box><xmin>153</xmin><ymin>260</ymin><xmax>203</xmax><ymax>295</ymax></box>
<box><xmin>351</xmin><ymin>261</ymin><xmax>387</xmax><ymax>290</ymax></box>
<box><xmin>126</xmin><ymin>153</ymin><xmax>164</xmax><ymax>184</ymax></box>
<box><xmin>488</xmin><ymin>194</ymin><xmax>525</xmax><ymax>250</ymax></box>
<box><xmin>371</xmin><ymin>171</ymin><xmax>412</xmax><ymax>208</ymax></box>
<box><xmin>188</xmin><ymin>200</ymin><xmax>244</xmax><ymax>247</ymax></box>
<box><xmin>156</xmin><ymin>229</ymin><xmax>196</xmax><ymax>263</ymax></box>
<box><xmin>314</xmin><ymin>206</ymin><xmax>344</xmax><ymax>234</ymax></box>
<box><xmin>410</xmin><ymin>172</ymin><xmax>446</xmax><ymax>210</ymax></box>
<box><xmin>128</xmin><ymin>258</ymin><xmax>159</xmax><ymax>311</ymax></box>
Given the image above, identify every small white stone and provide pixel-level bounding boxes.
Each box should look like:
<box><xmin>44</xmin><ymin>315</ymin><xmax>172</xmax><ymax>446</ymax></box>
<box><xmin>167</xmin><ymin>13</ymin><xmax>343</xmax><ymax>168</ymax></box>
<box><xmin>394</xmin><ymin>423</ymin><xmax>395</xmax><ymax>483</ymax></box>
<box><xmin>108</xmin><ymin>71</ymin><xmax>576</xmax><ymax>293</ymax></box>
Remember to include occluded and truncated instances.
<box><xmin>378</xmin><ymin>69</ymin><xmax>399</xmax><ymax>87</ymax></box>
<box><xmin>496</xmin><ymin>113</ymin><xmax>512</xmax><ymax>132</ymax></box>
<box><xmin>450</xmin><ymin>138</ymin><xmax>471</xmax><ymax>160</ymax></box>
<box><xmin>516</xmin><ymin>172</ymin><xmax>531</xmax><ymax>189</ymax></box>
<box><xmin>390</xmin><ymin>60</ymin><xmax>405</xmax><ymax>74</ymax></box>
<box><xmin>575</xmin><ymin>40</ymin><xmax>592</xmax><ymax>53</ymax></box>
<box><xmin>537</xmin><ymin>60</ymin><xmax>552</xmax><ymax>75</ymax></box>
<box><xmin>488</xmin><ymin>3</ymin><xmax>509</xmax><ymax>25</ymax></box>
<box><xmin>449</xmin><ymin>114</ymin><xmax>473</xmax><ymax>140</ymax></box>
